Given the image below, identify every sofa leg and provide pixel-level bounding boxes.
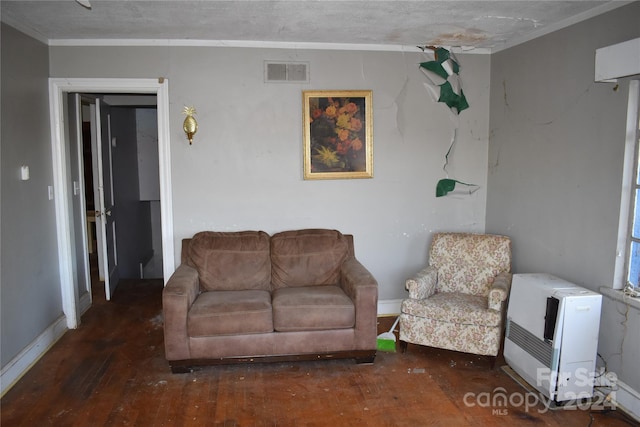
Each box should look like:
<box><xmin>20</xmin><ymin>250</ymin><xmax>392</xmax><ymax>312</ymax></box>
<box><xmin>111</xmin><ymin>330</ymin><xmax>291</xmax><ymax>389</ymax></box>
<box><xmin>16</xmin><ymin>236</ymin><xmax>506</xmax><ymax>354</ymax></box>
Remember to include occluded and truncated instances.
<box><xmin>355</xmin><ymin>355</ymin><xmax>376</xmax><ymax>364</ymax></box>
<box><xmin>170</xmin><ymin>364</ymin><xmax>194</xmax><ymax>374</ymax></box>
<box><xmin>399</xmin><ymin>340</ymin><xmax>408</xmax><ymax>353</ymax></box>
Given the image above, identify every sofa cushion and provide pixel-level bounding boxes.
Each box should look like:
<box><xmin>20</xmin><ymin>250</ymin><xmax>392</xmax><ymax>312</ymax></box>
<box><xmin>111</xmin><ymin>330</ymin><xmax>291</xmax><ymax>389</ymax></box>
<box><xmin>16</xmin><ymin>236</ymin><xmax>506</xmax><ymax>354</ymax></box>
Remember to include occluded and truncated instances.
<box><xmin>272</xmin><ymin>286</ymin><xmax>355</xmax><ymax>332</ymax></box>
<box><xmin>271</xmin><ymin>229</ymin><xmax>348</xmax><ymax>289</ymax></box>
<box><xmin>188</xmin><ymin>290</ymin><xmax>273</xmax><ymax>337</ymax></box>
<box><xmin>188</xmin><ymin>231</ymin><xmax>271</xmax><ymax>291</ymax></box>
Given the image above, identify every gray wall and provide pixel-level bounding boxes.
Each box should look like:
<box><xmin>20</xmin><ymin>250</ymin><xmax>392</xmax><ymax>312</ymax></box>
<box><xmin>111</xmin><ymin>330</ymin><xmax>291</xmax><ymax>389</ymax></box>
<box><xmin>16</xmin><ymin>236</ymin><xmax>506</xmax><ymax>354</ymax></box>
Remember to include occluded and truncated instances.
<box><xmin>110</xmin><ymin>107</ymin><xmax>154</xmax><ymax>279</ymax></box>
<box><xmin>487</xmin><ymin>2</ymin><xmax>640</xmax><ymax>393</ymax></box>
<box><xmin>137</xmin><ymin>108</ymin><xmax>160</xmax><ymax>201</ymax></box>
<box><xmin>136</xmin><ymin>108</ymin><xmax>164</xmax><ymax>278</ymax></box>
<box><xmin>0</xmin><ymin>23</ymin><xmax>62</xmax><ymax>367</ymax></box>
<box><xmin>49</xmin><ymin>46</ymin><xmax>492</xmax><ymax>300</ymax></box>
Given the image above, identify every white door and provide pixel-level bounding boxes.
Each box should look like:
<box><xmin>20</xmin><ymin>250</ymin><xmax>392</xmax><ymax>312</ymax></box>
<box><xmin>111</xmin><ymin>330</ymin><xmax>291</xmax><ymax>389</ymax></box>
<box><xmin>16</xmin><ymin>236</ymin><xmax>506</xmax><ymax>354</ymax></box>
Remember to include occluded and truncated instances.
<box><xmin>68</xmin><ymin>94</ymin><xmax>91</xmax><ymax>311</ymax></box>
<box><xmin>92</xmin><ymin>99</ymin><xmax>120</xmax><ymax>300</ymax></box>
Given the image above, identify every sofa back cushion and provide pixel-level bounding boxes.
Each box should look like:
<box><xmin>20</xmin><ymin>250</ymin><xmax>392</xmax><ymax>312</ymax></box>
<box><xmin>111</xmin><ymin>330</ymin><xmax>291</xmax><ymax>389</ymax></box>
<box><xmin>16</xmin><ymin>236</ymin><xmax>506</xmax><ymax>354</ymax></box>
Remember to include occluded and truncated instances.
<box><xmin>429</xmin><ymin>232</ymin><xmax>511</xmax><ymax>296</ymax></box>
<box><xmin>188</xmin><ymin>231</ymin><xmax>271</xmax><ymax>291</ymax></box>
<box><xmin>271</xmin><ymin>229</ymin><xmax>349</xmax><ymax>289</ymax></box>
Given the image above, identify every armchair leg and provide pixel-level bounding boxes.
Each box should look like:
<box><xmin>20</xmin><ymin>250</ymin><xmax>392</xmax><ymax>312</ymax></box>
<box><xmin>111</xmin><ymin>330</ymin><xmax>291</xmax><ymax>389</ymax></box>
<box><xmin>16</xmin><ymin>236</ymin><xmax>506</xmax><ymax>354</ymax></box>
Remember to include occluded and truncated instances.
<box><xmin>488</xmin><ymin>356</ymin><xmax>497</xmax><ymax>370</ymax></box>
<box><xmin>399</xmin><ymin>340</ymin><xmax>408</xmax><ymax>353</ymax></box>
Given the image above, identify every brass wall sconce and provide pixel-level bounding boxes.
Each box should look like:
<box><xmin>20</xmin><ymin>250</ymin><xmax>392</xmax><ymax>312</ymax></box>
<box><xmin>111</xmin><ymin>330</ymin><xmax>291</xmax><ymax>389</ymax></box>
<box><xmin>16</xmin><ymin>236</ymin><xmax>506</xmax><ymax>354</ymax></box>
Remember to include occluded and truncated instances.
<box><xmin>182</xmin><ymin>106</ymin><xmax>198</xmax><ymax>145</ymax></box>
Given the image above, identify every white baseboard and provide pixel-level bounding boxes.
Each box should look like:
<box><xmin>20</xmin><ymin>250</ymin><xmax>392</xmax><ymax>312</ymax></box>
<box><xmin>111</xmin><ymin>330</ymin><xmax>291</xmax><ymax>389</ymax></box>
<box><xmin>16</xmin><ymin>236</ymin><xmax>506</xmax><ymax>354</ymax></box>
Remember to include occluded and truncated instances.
<box><xmin>0</xmin><ymin>315</ymin><xmax>68</xmax><ymax>397</ymax></box>
<box><xmin>378</xmin><ymin>299</ymin><xmax>402</xmax><ymax>316</ymax></box>
<box><xmin>612</xmin><ymin>378</ymin><xmax>640</xmax><ymax>422</ymax></box>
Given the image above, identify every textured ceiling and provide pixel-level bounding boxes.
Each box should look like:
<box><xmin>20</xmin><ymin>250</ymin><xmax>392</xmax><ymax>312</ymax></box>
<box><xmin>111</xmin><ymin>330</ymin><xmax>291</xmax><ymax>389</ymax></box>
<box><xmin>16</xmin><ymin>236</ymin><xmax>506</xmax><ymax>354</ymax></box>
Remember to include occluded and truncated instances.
<box><xmin>0</xmin><ymin>1</ymin><xmax>622</xmax><ymax>51</ymax></box>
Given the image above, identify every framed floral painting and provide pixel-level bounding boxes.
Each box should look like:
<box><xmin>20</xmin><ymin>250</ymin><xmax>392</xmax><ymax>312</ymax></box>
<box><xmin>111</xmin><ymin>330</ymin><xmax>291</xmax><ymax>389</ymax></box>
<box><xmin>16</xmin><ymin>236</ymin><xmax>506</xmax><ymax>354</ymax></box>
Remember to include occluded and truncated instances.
<box><xmin>303</xmin><ymin>90</ymin><xmax>373</xmax><ymax>180</ymax></box>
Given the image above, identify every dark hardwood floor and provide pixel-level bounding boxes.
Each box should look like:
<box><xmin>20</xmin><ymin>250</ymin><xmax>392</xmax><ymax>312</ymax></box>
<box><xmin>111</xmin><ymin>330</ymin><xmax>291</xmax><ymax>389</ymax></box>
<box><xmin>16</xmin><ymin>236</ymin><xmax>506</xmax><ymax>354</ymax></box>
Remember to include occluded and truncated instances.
<box><xmin>1</xmin><ymin>277</ymin><xmax>637</xmax><ymax>426</ymax></box>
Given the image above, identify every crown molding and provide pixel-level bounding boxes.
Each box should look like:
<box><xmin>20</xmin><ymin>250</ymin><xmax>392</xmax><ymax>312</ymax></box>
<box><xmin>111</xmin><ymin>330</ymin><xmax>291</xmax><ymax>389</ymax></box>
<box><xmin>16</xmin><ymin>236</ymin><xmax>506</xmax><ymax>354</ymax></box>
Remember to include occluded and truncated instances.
<box><xmin>47</xmin><ymin>38</ymin><xmax>491</xmax><ymax>54</ymax></box>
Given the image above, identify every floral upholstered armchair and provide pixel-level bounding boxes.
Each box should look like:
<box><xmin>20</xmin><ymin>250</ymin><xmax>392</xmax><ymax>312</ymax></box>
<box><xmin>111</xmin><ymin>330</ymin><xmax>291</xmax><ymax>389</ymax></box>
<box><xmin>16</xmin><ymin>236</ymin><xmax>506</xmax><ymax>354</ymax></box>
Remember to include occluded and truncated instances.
<box><xmin>399</xmin><ymin>233</ymin><xmax>512</xmax><ymax>362</ymax></box>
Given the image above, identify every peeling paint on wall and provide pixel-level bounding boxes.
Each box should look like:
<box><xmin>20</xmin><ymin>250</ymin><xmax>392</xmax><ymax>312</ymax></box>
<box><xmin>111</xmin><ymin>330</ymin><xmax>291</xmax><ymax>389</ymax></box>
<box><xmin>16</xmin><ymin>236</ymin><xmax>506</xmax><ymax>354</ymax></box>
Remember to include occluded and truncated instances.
<box><xmin>419</xmin><ymin>46</ymin><xmax>469</xmax><ymax>114</ymax></box>
<box><xmin>418</xmin><ymin>46</ymin><xmax>479</xmax><ymax>197</ymax></box>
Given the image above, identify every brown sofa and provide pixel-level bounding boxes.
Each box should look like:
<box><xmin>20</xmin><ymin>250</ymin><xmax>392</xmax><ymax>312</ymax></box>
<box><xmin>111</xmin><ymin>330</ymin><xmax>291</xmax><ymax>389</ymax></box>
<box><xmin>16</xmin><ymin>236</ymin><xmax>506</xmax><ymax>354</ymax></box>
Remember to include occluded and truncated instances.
<box><xmin>162</xmin><ymin>229</ymin><xmax>378</xmax><ymax>372</ymax></box>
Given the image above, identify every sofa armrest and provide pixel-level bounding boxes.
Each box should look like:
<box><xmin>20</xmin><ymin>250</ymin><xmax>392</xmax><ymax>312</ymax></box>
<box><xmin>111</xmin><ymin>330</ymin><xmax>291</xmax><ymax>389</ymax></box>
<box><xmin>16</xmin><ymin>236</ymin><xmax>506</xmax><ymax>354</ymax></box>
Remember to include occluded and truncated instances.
<box><xmin>405</xmin><ymin>266</ymin><xmax>437</xmax><ymax>300</ymax></box>
<box><xmin>339</xmin><ymin>257</ymin><xmax>378</xmax><ymax>350</ymax></box>
<box><xmin>162</xmin><ymin>264</ymin><xmax>200</xmax><ymax>360</ymax></box>
<box><xmin>488</xmin><ymin>272</ymin><xmax>512</xmax><ymax>311</ymax></box>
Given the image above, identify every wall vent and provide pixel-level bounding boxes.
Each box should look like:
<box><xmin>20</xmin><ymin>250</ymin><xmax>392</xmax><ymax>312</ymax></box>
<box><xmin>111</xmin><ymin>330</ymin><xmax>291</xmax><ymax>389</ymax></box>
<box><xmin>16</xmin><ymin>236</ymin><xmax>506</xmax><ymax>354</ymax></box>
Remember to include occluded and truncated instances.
<box><xmin>264</xmin><ymin>61</ymin><xmax>309</xmax><ymax>83</ymax></box>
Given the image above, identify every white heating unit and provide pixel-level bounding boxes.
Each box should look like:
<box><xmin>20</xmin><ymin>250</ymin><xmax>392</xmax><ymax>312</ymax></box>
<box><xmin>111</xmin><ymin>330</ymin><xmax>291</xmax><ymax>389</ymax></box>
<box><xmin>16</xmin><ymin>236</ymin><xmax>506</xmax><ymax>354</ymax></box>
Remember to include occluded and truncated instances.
<box><xmin>504</xmin><ymin>273</ymin><xmax>602</xmax><ymax>403</ymax></box>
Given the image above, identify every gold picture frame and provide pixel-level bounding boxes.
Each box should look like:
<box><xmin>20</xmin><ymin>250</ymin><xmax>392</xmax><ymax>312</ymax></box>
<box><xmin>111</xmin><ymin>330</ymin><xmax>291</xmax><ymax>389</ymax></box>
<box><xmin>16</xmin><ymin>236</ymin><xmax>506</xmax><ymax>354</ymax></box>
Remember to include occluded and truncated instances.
<box><xmin>303</xmin><ymin>90</ymin><xmax>373</xmax><ymax>180</ymax></box>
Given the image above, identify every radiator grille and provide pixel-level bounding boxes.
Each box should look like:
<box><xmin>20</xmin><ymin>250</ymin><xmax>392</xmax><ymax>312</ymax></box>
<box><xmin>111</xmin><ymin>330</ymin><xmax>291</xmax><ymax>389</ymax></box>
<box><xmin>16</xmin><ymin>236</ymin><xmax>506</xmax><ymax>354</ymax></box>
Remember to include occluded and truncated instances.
<box><xmin>507</xmin><ymin>319</ymin><xmax>553</xmax><ymax>368</ymax></box>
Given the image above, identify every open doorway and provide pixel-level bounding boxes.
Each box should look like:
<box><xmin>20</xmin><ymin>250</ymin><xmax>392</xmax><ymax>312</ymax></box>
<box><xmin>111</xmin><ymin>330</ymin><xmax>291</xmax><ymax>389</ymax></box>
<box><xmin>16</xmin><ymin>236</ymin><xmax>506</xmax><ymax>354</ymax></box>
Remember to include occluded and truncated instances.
<box><xmin>49</xmin><ymin>78</ymin><xmax>174</xmax><ymax>330</ymax></box>
<box><xmin>80</xmin><ymin>94</ymin><xmax>163</xmax><ymax>306</ymax></box>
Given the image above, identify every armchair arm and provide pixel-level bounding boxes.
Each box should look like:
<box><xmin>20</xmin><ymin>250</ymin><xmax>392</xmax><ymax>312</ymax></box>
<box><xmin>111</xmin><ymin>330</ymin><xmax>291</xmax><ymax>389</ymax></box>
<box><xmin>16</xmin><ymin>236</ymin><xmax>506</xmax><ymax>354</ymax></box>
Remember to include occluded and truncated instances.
<box><xmin>488</xmin><ymin>272</ymin><xmax>512</xmax><ymax>311</ymax></box>
<box><xmin>162</xmin><ymin>264</ymin><xmax>200</xmax><ymax>360</ymax></box>
<box><xmin>339</xmin><ymin>257</ymin><xmax>378</xmax><ymax>350</ymax></box>
<box><xmin>405</xmin><ymin>266</ymin><xmax>438</xmax><ymax>300</ymax></box>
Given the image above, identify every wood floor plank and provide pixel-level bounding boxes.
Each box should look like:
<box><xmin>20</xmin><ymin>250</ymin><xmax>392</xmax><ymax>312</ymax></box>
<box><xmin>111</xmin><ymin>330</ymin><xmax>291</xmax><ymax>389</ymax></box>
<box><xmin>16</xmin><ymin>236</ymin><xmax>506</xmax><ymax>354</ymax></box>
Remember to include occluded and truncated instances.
<box><xmin>1</xmin><ymin>278</ymin><xmax>637</xmax><ymax>426</ymax></box>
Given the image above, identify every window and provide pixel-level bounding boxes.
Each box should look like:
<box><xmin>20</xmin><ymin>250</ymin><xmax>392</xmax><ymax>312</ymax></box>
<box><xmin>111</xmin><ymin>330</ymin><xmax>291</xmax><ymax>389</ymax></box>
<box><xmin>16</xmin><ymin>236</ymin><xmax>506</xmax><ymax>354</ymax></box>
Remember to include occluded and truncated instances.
<box><xmin>626</xmin><ymin>97</ymin><xmax>640</xmax><ymax>291</ymax></box>
<box><xmin>615</xmin><ymin>80</ymin><xmax>640</xmax><ymax>293</ymax></box>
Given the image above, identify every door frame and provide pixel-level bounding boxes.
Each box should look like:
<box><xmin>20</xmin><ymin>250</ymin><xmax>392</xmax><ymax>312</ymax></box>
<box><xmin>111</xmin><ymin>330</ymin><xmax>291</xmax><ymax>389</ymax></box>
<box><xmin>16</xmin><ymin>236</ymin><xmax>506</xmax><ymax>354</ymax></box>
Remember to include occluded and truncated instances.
<box><xmin>49</xmin><ymin>78</ymin><xmax>175</xmax><ymax>329</ymax></box>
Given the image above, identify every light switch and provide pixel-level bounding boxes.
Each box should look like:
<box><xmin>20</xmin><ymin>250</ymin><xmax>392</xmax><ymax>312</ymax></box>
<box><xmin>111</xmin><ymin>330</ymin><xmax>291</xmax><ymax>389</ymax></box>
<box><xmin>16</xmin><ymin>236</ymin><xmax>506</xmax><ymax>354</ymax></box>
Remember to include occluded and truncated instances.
<box><xmin>20</xmin><ymin>165</ymin><xmax>29</xmax><ymax>181</ymax></box>
<box><xmin>48</xmin><ymin>185</ymin><xmax>54</xmax><ymax>200</ymax></box>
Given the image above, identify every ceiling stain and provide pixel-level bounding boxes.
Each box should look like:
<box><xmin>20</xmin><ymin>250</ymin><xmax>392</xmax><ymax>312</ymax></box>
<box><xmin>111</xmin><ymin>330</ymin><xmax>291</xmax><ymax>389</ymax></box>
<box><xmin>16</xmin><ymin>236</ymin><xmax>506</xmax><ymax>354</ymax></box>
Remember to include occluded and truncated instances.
<box><xmin>427</xmin><ymin>29</ymin><xmax>489</xmax><ymax>46</ymax></box>
<box><xmin>483</xmin><ymin>15</ymin><xmax>542</xmax><ymax>29</ymax></box>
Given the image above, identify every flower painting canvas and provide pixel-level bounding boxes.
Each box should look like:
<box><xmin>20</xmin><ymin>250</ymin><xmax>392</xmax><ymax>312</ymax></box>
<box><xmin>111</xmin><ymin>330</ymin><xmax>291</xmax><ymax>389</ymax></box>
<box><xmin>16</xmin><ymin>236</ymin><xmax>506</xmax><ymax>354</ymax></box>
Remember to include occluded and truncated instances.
<box><xmin>303</xmin><ymin>90</ymin><xmax>373</xmax><ymax>179</ymax></box>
